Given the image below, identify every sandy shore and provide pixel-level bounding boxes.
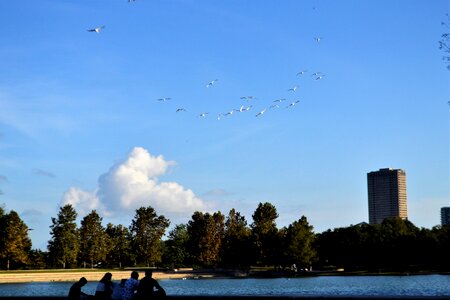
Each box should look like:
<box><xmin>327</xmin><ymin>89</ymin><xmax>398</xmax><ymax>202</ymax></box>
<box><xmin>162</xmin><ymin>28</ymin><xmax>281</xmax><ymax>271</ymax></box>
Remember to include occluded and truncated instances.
<box><xmin>0</xmin><ymin>270</ymin><xmax>198</xmax><ymax>284</ymax></box>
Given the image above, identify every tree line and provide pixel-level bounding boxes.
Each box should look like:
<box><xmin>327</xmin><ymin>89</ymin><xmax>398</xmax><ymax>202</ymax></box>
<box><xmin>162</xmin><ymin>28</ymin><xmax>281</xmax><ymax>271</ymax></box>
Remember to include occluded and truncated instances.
<box><xmin>1</xmin><ymin>203</ymin><xmax>449</xmax><ymax>272</ymax></box>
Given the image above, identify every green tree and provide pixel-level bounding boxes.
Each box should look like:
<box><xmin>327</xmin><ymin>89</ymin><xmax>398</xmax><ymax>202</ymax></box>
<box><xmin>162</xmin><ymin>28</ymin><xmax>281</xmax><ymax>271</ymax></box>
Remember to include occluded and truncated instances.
<box><xmin>283</xmin><ymin>215</ymin><xmax>316</xmax><ymax>269</ymax></box>
<box><xmin>221</xmin><ymin>208</ymin><xmax>252</xmax><ymax>268</ymax></box>
<box><xmin>0</xmin><ymin>210</ymin><xmax>32</xmax><ymax>270</ymax></box>
<box><xmin>78</xmin><ymin>210</ymin><xmax>110</xmax><ymax>268</ymax></box>
<box><xmin>47</xmin><ymin>204</ymin><xmax>79</xmax><ymax>268</ymax></box>
<box><xmin>130</xmin><ymin>206</ymin><xmax>170</xmax><ymax>267</ymax></box>
<box><xmin>28</xmin><ymin>249</ymin><xmax>48</xmax><ymax>269</ymax></box>
<box><xmin>162</xmin><ymin>224</ymin><xmax>190</xmax><ymax>268</ymax></box>
<box><xmin>434</xmin><ymin>225</ymin><xmax>450</xmax><ymax>270</ymax></box>
<box><xmin>105</xmin><ymin>223</ymin><xmax>133</xmax><ymax>268</ymax></box>
<box><xmin>315</xmin><ymin>223</ymin><xmax>380</xmax><ymax>271</ymax></box>
<box><xmin>250</xmin><ymin>202</ymin><xmax>279</xmax><ymax>266</ymax></box>
<box><xmin>439</xmin><ymin>13</ymin><xmax>450</xmax><ymax>70</ymax></box>
<box><xmin>187</xmin><ymin>211</ymin><xmax>225</xmax><ymax>267</ymax></box>
<box><xmin>378</xmin><ymin>217</ymin><xmax>419</xmax><ymax>270</ymax></box>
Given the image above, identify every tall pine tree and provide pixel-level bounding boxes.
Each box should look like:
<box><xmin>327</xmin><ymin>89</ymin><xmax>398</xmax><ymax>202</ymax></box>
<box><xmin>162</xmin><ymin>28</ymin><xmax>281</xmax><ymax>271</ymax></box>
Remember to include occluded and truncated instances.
<box><xmin>48</xmin><ymin>204</ymin><xmax>79</xmax><ymax>268</ymax></box>
<box><xmin>79</xmin><ymin>210</ymin><xmax>110</xmax><ymax>268</ymax></box>
<box><xmin>130</xmin><ymin>206</ymin><xmax>169</xmax><ymax>267</ymax></box>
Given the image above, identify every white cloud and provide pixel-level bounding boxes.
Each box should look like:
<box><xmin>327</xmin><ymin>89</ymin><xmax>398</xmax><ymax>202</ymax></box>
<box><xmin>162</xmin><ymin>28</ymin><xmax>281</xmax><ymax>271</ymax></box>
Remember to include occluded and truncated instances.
<box><xmin>61</xmin><ymin>147</ymin><xmax>207</xmax><ymax>220</ymax></box>
<box><xmin>62</xmin><ymin>187</ymin><xmax>102</xmax><ymax>217</ymax></box>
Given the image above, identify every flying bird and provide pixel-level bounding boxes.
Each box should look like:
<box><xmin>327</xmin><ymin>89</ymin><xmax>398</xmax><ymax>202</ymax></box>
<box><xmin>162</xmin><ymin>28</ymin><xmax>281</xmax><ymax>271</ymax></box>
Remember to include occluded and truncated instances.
<box><xmin>240</xmin><ymin>96</ymin><xmax>255</xmax><ymax>100</ymax></box>
<box><xmin>206</xmin><ymin>79</ymin><xmax>218</xmax><ymax>88</ymax></box>
<box><xmin>315</xmin><ymin>75</ymin><xmax>326</xmax><ymax>80</ymax></box>
<box><xmin>286</xmin><ymin>100</ymin><xmax>300</xmax><ymax>108</ymax></box>
<box><xmin>157</xmin><ymin>97</ymin><xmax>171</xmax><ymax>102</ymax></box>
<box><xmin>288</xmin><ymin>85</ymin><xmax>299</xmax><ymax>92</ymax></box>
<box><xmin>314</xmin><ymin>37</ymin><xmax>322</xmax><ymax>43</ymax></box>
<box><xmin>176</xmin><ymin>108</ymin><xmax>186</xmax><ymax>112</ymax></box>
<box><xmin>255</xmin><ymin>108</ymin><xmax>267</xmax><ymax>117</ymax></box>
<box><xmin>237</xmin><ymin>105</ymin><xmax>251</xmax><ymax>113</ymax></box>
<box><xmin>270</xmin><ymin>104</ymin><xmax>280</xmax><ymax>109</ymax></box>
<box><xmin>296</xmin><ymin>70</ymin><xmax>308</xmax><ymax>76</ymax></box>
<box><xmin>87</xmin><ymin>25</ymin><xmax>105</xmax><ymax>33</ymax></box>
<box><xmin>273</xmin><ymin>98</ymin><xmax>286</xmax><ymax>103</ymax></box>
<box><xmin>199</xmin><ymin>112</ymin><xmax>209</xmax><ymax>117</ymax></box>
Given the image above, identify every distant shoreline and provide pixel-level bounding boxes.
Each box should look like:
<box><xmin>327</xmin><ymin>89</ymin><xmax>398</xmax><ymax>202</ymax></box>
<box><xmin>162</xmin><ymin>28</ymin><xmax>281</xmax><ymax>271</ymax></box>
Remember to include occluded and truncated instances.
<box><xmin>0</xmin><ymin>270</ymin><xmax>200</xmax><ymax>284</ymax></box>
<box><xmin>0</xmin><ymin>269</ymin><xmax>448</xmax><ymax>284</ymax></box>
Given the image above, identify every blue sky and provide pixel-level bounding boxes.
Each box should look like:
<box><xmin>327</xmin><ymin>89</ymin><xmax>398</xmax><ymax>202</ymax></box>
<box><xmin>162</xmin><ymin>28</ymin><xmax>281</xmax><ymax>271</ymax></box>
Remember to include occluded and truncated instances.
<box><xmin>0</xmin><ymin>0</ymin><xmax>449</xmax><ymax>250</ymax></box>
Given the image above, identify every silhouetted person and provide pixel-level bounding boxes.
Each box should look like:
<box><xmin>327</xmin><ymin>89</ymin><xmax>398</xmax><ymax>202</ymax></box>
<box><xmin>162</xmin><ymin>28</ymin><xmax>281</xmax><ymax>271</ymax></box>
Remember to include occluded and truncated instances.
<box><xmin>68</xmin><ymin>277</ymin><xmax>89</xmax><ymax>300</ymax></box>
<box><xmin>122</xmin><ymin>271</ymin><xmax>140</xmax><ymax>300</ymax></box>
<box><xmin>95</xmin><ymin>272</ymin><xmax>114</xmax><ymax>300</ymax></box>
<box><xmin>112</xmin><ymin>278</ymin><xmax>127</xmax><ymax>300</ymax></box>
<box><xmin>136</xmin><ymin>270</ymin><xmax>166</xmax><ymax>300</ymax></box>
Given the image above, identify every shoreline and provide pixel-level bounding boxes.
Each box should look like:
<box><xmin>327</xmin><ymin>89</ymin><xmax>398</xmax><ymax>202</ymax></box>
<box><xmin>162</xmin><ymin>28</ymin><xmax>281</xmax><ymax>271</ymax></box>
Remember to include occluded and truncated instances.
<box><xmin>0</xmin><ymin>269</ymin><xmax>448</xmax><ymax>284</ymax></box>
<box><xmin>0</xmin><ymin>270</ymin><xmax>201</xmax><ymax>284</ymax></box>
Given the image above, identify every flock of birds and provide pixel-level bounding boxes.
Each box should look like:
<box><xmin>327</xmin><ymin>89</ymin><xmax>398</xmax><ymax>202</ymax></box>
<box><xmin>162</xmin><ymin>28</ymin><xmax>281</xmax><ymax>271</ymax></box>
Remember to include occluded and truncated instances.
<box><xmin>86</xmin><ymin>0</ymin><xmax>328</xmax><ymax>121</ymax></box>
<box><xmin>150</xmin><ymin>68</ymin><xmax>326</xmax><ymax>121</ymax></box>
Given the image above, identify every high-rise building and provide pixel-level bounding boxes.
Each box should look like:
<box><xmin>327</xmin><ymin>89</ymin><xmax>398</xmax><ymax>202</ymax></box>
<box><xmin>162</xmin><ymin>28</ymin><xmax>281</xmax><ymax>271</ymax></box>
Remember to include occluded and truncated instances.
<box><xmin>441</xmin><ymin>207</ymin><xmax>450</xmax><ymax>226</ymax></box>
<box><xmin>367</xmin><ymin>168</ymin><xmax>408</xmax><ymax>225</ymax></box>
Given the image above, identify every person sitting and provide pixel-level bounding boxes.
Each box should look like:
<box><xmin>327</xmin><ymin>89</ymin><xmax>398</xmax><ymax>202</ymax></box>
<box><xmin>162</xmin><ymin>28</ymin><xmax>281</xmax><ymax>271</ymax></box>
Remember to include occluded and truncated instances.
<box><xmin>95</xmin><ymin>272</ymin><xmax>114</xmax><ymax>300</ymax></box>
<box><xmin>136</xmin><ymin>270</ymin><xmax>166</xmax><ymax>299</ymax></box>
<box><xmin>122</xmin><ymin>271</ymin><xmax>140</xmax><ymax>300</ymax></box>
<box><xmin>68</xmin><ymin>277</ymin><xmax>89</xmax><ymax>300</ymax></box>
<box><xmin>112</xmin><ymin>278</ymin><xmax>127</xmax><ymax>300</ymax></box>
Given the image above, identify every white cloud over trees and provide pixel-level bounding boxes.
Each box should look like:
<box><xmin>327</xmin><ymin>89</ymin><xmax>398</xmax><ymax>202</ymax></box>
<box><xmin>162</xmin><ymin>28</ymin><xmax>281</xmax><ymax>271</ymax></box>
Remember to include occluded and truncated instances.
<box><xmin>61</xmin><ymin>147</ymin><xmax>207</xmax><ymax>219</ymax></box>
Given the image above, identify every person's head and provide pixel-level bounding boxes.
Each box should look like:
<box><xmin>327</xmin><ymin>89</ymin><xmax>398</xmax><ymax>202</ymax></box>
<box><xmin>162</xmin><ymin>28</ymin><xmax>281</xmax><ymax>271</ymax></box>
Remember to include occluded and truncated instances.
<box><xmin>131</xmin><ymin>271</ymin><xmax>139</xmax><ymax>280</ymax></box>
<box><xmin>120</xmin><ymin>278</ymin><xmax>127</xmax><ymax>287</ymax></box>
<box><xmin>144</xmin><ymin>270</ymin><xmax>153</xmax><ymax>277</ymax></box>
<box><xmin>100</xmin><ymin>272</ymin><xmax>113</xmax><ymax>283</ymax></box>
<box><xmin>79</xmin><ymin>277</ymin><xmax>87</xmax><ymax>286</ymax></box>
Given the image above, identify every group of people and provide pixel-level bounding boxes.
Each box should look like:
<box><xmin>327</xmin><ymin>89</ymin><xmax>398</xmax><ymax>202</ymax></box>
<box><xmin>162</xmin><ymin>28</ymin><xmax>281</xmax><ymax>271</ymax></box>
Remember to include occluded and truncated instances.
<box><xmin>68</xmin><ymin>270</ymin><xmax>165</xmax><ymax>300</ymax></box>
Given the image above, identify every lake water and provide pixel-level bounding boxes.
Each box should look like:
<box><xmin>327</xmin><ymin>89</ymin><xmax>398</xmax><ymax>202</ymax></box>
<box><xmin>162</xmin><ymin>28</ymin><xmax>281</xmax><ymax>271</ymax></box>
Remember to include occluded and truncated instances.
<box><xmin>0</xmin><ymin>275</ymin><xmax>450</xmax><ymax>297</ymax></box>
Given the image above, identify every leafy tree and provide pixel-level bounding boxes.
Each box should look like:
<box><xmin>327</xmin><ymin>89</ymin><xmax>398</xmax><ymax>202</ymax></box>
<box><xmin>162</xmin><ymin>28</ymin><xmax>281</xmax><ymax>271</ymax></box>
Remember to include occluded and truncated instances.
<box><xmin>439</xmin><ymin>13</ymin><xmax>450</xmax><ymax>70</ymax></box>
<box><xmin>250</xmin><ymin>202</ymin><xmax>279</xmax><ymax>266</ymax></box>
<box><xmin>78</xmin><ymin>210</ymin><xmax>110</xmax><ymax>268</ymax></box>
<box><xmin>221</xmin><ymin>208</ymin><xmax>252</xmax><ymax>268</ymax></box>
<box><xmin>47</xmin><ymin>204</ymin><xmax>79</xmax><ymax>268</ymax></box>
<box><xmin>283</xmin><ymin>215</ymin><xmax>316</xmax><ymax>269</ymax></box>
<box><xmin>187</xmin><ymin>211</ymin><xmax>225</xmax><ymax>267</ymax></box>
<box><xmin>129</xmin><ymin>206</ymin><xmax>170</xmax><ymax>267</ymax></box>
<box><xmin>105</xmin><ymin>223</ymin><xmax>133</xmax><ymax>268</ymax></box>
<box><xmin>378</xmin><ymin>217</ymin><xmax>419</xmax><ymax>270</ymax></box>
<box><xmin>0</xmin><ymin>210</ymin><xmax>32</xmax><ymax>270</ymax></box>
<box><xmin>162</xmin><ymin>224</ymin><xmax>190</xmax><ymax>268</ymax></box>
<box><xmin>28</xmin><ymin>249</ymin><xmax>48</xmax><ymax>269</ymax></box>
<box><xmin>434</xmin><ymin>225</ymin><xmax>450</xmax><ymax>270</ymax></box>
<box><xmin>315</xmin><ymin>218</ymin><xmax>425</xmax><ymax>272</ymax></box>
<box><xmin>315</xmin><ymin>224</ymin><xmax>365</xmax><ymax>271</ymax></box>
<box><xmin>415</xmin><ymin>227</ymin><xmax>440</xmax><ymax>269</ymax></box>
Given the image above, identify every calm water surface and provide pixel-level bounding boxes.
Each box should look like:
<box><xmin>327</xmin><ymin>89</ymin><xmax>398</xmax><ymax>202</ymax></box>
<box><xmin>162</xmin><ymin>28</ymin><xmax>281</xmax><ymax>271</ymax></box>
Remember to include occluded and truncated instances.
<box><xmin>0</xmin><ymin>275</ymin><xmax>449</xmax><ymax>297</ymax></box>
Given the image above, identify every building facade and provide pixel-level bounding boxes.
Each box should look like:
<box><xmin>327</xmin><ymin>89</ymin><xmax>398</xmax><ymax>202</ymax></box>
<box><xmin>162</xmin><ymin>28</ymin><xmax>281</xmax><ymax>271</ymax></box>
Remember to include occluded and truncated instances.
<box><xmin>441</xmin><ymin>207</ymin><xmax>450</xmax><ymax>226</ymax></box>
<box><xmin>367</xmin><ymin>168</ymin><xmax>408</xmax><ymax>225</ymax></box>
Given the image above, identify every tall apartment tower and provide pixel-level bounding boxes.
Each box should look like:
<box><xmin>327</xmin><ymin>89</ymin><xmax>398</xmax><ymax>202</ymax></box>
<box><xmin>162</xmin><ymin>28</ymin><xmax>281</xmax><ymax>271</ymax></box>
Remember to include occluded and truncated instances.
<box><xmin>367</xmin><ymin>168</ymin><xmax>408</xmax><ymax>225</ymax></box>
<box><xmin>441</xmin><ymin>207</ymin><xmax>450</xmax><ymax>226</ymax></box>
